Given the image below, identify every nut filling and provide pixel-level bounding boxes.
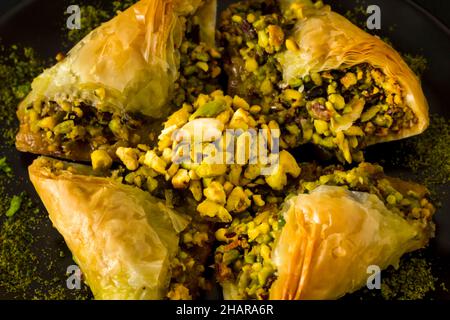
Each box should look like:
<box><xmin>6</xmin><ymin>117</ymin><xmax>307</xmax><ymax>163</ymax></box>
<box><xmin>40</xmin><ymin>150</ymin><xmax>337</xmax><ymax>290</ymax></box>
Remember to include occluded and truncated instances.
<box><xmin>22</xmin><ymin>99</ymin><xmax>149</xmax><ymax>159</ymax></box>
<box><xmin>220</xmin><ymin>0</ymin><xmax>419</xmax><ymax>163</ymax></box>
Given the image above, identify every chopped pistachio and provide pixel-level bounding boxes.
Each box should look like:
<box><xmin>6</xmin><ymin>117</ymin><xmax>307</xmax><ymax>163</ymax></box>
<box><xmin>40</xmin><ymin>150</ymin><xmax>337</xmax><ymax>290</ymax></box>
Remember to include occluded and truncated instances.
<box><xmin>144</xmin><ymin>150</ymin><xmax>167</xmax><ymax>174</ymax></box>
<box><xmin>252</xmin><ymin>194</ymin><xmax>265</xmax><ymax>207</ymax></box>
<box><xmin>172</xmin><ymin>169</ymin><xmax>190</xmax><ymax>189</ymax></box>
<box><xmin>116</xmin><ymin>147</ymin><xmax>139</xmax><ymax>171</ymax></box>
<box><xmin>197</xmin><ymin>200</ymin><xmax>232</xmax><ymax>222</ymax></box>
<box><xmin>340</xmin><ymin>72</ymin><xmax>357</xmax><ymax>89</ymax></box>
<box><xmin>53</xmin><ymin>120</ymin><xmax>74</xmax><ymax>135</ymax></box>
<box><xmin>233</xmin><ymin>95</ymin><xmax>250</xmax><ymax>110</ymax></box>
<box><xmin>189</xmin><ymin>180</ymin><xmax>203</xmax><ymax>201</ymax></box>
<box><xmin>91</xmin><ymin>149</ymin><xmax>112</xmax><ymax>171</ymax></box>
<box><xmin>226</xmin><ymin>186</ymin><xmax>251</xmax><ymax>213</ymax></box>
<box><xmin>285</xmin><ymin>38</ymin><xmax>299</xmax><ymax>52</ymax></box>
<box><xmin>37</xmin><ymin>117</ymin><xmax>57</xmax><ymax>130</ymax></box>
<box><xmin>314</xmin><ymin>119</ymin><xmax>329</xmax><ymax>134</ymax></box>
<box><xmin>196</xmin><ymin>163</ymin><xmax>227</xmax><ymax>178</ymax></box>
<box><xmin>244</xmin><ymin>58</ymin><xmax>258</xmax><ymax>73</ymax></box>
<box><xmin>146</xmin><ymin>176</ymin><xmax>158</xmax><ymax>192</ymax></box>
<box><xmin>189</xmin><ymin>99</ymin><xmax>227</xmax><ymax>120</ymax></box>
<box><xmin>204</xmin><ymin>181</ymin><xmax>227</xmax><ymax>205</ymax></box>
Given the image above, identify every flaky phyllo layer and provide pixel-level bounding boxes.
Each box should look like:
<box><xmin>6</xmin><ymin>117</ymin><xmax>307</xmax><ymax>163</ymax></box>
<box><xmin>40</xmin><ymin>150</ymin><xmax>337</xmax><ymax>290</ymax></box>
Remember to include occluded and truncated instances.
<box><xmin>16</xmin><ymin>0</ymin><xmax>435</xmax><ymax>301</ymax></box>
<box><xmin>16</xmin><ymin>0</ymin><xmax>221</xmax><ymax>161</ymax></box>
<box><xmin>29</xmin><ymin>156</ymin><xmax>214</xmax><ymax>300</ymax></box>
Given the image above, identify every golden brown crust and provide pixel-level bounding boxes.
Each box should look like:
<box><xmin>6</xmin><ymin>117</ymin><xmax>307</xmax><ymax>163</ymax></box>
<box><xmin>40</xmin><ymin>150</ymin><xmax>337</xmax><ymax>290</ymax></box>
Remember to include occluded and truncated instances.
<box><xmin>28</xmin><ymin>157</ymin><xmax>190</xmax><ymax>299</ymax></box>
<box><xmin>269</xmin><ymin>186</ymin><xmax>432</xmax><ymax>300</ymax></box>
<box><xmin>19</xmin><ymin>0</ymin><xmax>197</xmax><ymax>117</ymax></box>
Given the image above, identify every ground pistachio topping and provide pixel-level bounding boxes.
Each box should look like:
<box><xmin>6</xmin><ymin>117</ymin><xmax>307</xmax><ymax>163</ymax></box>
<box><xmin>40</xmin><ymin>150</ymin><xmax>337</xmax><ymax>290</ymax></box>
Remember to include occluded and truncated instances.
<box><xmin>0</xmin><ymin>44</ymin><xmax>46</xmax><ymax>145</ymax></box>
<box><xmin>105</xmin><ymin>90</ymin><xmax>301</xmax><ymax>223</ymax></box>
<box><xmin>387</xmin><ymin>115</ymin><xmax>450</xmax><ymax>193</ymax></box>
<box><xmin>0</xmin><ymin>158</ymin><xmax>91</xmax><ymax>299</ymax></box>
<box><xmin>65</xmin><ymin>1</ymin><xmax>138</xmax><ymax>46</ymax></box>
<box><xmin>380</xmin><ymin>254</ymin><xmax>437</xmax><ymax>300</ymax></box>
<box><xmin>351</xmin><ymin>251</ymin><xmax>442</xmax><ymax>300</ymax></box>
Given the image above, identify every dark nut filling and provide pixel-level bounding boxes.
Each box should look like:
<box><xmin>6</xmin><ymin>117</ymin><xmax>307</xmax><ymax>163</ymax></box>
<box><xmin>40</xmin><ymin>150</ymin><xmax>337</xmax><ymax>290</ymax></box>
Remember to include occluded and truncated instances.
<box><xmin>23</xmin><ymin>99</ymin><xmax>149</xmax><ymax>158</ymax></box>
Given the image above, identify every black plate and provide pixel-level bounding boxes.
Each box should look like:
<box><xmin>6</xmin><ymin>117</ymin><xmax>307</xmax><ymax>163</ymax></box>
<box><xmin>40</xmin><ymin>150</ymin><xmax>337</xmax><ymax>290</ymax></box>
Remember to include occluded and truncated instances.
<box><xmin>0</xmin><ymin>0</ymin><xmax>449</xmax><ymax>300</ymax></box>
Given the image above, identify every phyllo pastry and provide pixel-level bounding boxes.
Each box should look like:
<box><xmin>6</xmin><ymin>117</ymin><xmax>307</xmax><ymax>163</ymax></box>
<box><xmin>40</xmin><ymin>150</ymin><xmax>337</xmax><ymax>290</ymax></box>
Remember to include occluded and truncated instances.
<box><xmin>16</xmin><ymin>0</ymin><xmax>221</xmax><ymax>161</ymax></box>
<box><xmin>219</xmin><ymin>0</ymin><xmax>429</xmax><ymax>163</ymax></box>
<box><xmin>28</xmin><ymin>156</ymin><xmax>213</xmax><ymax>299</ymax></box>
<box><xmin>215</xmin><ymin>163</ymin><xmax>435</xmax><ymax>300</ymax></box>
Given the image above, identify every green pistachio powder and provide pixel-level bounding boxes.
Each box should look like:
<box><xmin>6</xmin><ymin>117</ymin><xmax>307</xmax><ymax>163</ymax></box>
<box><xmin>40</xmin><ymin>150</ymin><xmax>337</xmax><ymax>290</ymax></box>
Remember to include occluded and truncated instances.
<box><xmin>0</xmin><ymin>0</ymin><xmax>448</xmax><ymax>300</ymax></box>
